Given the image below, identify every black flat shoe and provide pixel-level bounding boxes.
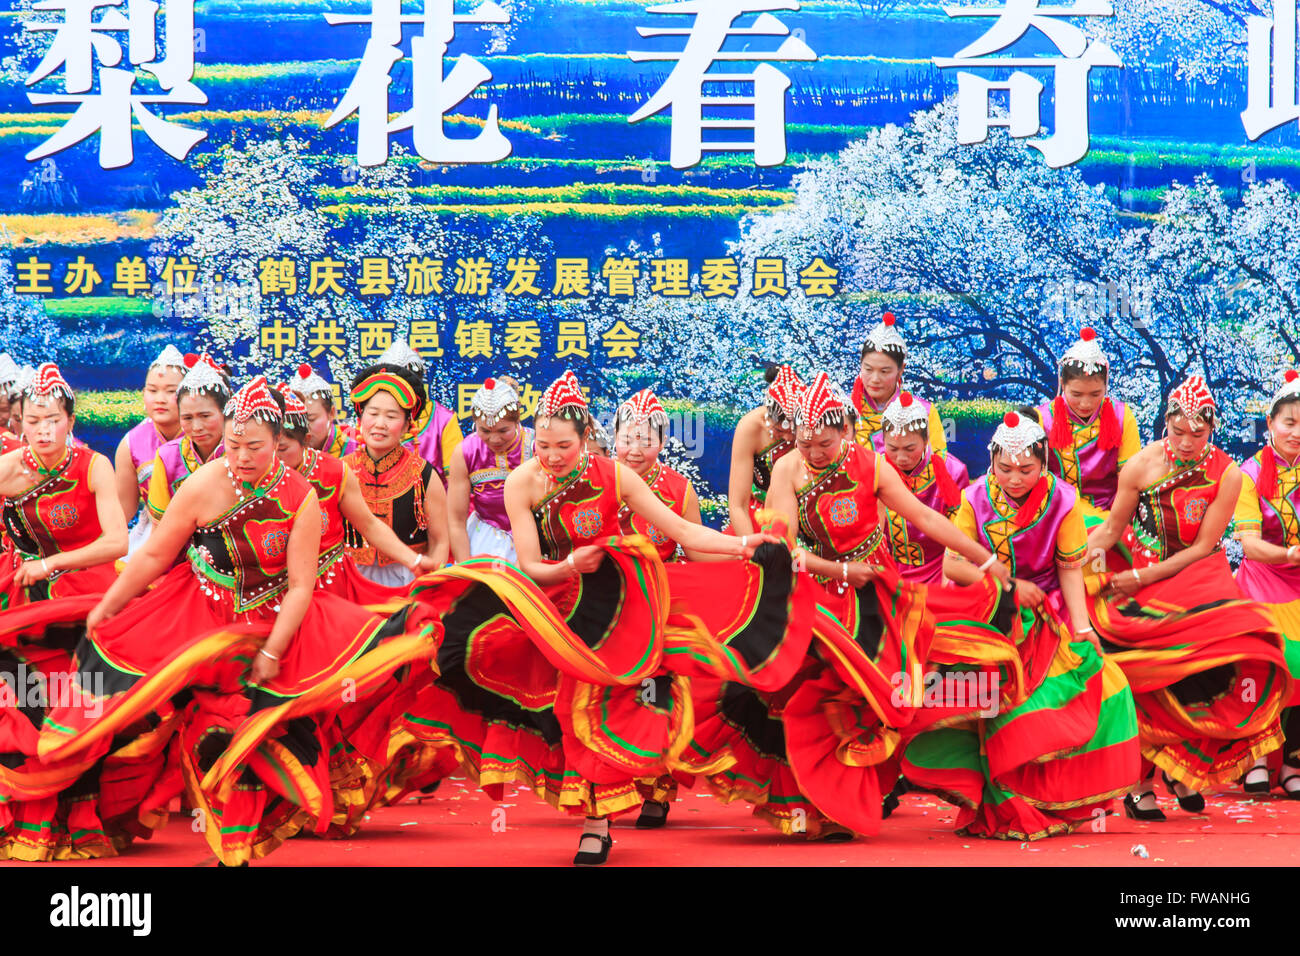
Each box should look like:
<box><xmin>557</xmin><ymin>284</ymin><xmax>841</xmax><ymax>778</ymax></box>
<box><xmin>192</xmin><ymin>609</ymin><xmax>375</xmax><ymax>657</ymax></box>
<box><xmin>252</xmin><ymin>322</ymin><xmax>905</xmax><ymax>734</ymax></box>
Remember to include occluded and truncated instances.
<box><xmin>1162</xmin><ymin>772</ymin><xmax>1205</xmax><ymax>813</ymax></box>
<box><xmin>1242</xmin><ymin>764</ymin><xmax>1272</xmax><ymax>794</ymax></box>
<box><xmin>882</xmin><ymin>777</ymin><xmax>906</xmax><ymax>820</ymax></box>
<box><xmin>1123</xmin><ymin>791</ymin><xmax>1166</xmax><ymax>822</ymax></box>
<box><xmin>573</xmin><ymin>833</ymin><xmax>613</xmax><ymax>865</ymax></box>
<box><xmin>1279</xmin><ymin>770</ymin><xmax>1300</xmax><ymax>800</ymax></box>
<box><xmin>635</xmin><ymin>800</ymin><xmax>669</xmax><ymax>829</ymax></box>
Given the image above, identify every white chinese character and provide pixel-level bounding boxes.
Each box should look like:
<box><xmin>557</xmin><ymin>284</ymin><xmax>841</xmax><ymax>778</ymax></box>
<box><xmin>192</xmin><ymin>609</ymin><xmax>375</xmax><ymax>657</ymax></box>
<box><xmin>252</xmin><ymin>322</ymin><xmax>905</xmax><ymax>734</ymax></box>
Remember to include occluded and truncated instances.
<box><xmin>324</xmin><ymin>0</ymin><xmax>512</xmax><ymax>167</ymax></box>
<box><xmin>629</xmin><ymin>1</ymin><xmax>816</xmax><ymax>169</ymax></box>
<box><xmin>24</xmin><ymin>0</ymin><xmax>207</xmax><ymax>170</ymax></box>
<box><xmin>933</xmin><ymin>0</ymin><xmax>1121</xmax><ymax>168</ymax></box>
<box><xmin>1243</xmin><ymin>0</ymin><xmax>1300</xmax><ymax>140</ymax></box>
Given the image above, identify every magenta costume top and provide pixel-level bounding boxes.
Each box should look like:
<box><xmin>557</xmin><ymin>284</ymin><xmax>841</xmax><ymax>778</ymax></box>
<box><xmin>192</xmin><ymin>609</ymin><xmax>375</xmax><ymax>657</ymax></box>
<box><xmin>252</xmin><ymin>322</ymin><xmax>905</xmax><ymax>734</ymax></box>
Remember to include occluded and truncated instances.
<box><xmin>964</xmin><ymin>474</ymin><xmax>1078</xmax><ymax>595</ymax></box>
<box><xmin>1235</xmin><ymin>453</ymin><xmax>1300</xmax><ymax>603</ymax></box>
<box><xmin>885</xmin><ymin>450</ymin><xmax>970</xmax><ymax>584</ymax></box>
<box><xmin>126</xmin><ymin>418</ymin><xmax>170</xmax><ymax>501</ymax></box>
<box><xmin>1036</xmin><ymin>398</ymin><xmax>1131</xmax><ymax>511</ymax></box>
<box><xmin>406</xmin><ymin>402</ymin><xmax>458</xmax><ymax>481</ymax></box>
<box><xmin>460</xmin><ymin>426</ymin><xmax>533</xmax><ymax>533</ymax></box>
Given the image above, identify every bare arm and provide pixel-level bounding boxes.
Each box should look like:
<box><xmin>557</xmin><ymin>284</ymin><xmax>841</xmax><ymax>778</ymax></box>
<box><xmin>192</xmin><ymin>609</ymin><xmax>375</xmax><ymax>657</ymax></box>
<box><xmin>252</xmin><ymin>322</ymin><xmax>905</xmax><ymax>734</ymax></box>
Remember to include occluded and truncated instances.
<box><xmin>113</xmin><ymin>435</ymin><xmax>140</xmax><ymax>522</ymax></box>
<box><xmin>1058</xmin><ymin>564</ymin><xmax>1100</xmax><ymax>650</ymax></box>
<box><xmin>251</xmin><ymin>490</ymin><xmax>321</xmax><ymax>684</ymax></box>
<box><xmin>1240</xmin><ymin>534</ymin><xmax>1296</xmax><ymax>564</ymax></box>
<box><xmin>504</xmin><ymin>464</ymin><xmax>575</xmax><ymax>586</ymax></box>
<box><xmin>446</xmin><ymin>446</ymin><xmax>472</xmax><ymax>562</ymax></box>
<box><xmin>21</xmin><ymin>454</ymin><xmax>130</xmax><ymax>587</ymax></box>
<box><xmin>1088</xmin><ymin>453</ymin><xmax>1143</xmax><ymax>554</ymax></box>
<box><xmin>677</xmin><ymin>481</ymin><xmax>727</xmax><ymax>563</ymax></box>
<box><xmin>336</xmin><ymin>467</ymin><xmax>435</xmax><ymax>572</ymax></box>
<box><xmin>727</xmin><ymin>411</ymin><xmax>760</xmax><ymax>537</ymax></box>
<box><xmin>423</xmin><ymin>468</ymin><xmax>450</xmax><ymax>567</ymax></box>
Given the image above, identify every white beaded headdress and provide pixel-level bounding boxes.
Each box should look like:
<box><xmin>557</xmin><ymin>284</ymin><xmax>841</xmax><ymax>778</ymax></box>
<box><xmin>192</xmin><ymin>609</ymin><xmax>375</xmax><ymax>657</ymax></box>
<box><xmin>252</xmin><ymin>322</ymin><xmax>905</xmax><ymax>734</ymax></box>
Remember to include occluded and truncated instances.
<box><xmin>988</xmin><ymin>411</ymin><xmax>1047</xmax><ymax>463</ymax></box>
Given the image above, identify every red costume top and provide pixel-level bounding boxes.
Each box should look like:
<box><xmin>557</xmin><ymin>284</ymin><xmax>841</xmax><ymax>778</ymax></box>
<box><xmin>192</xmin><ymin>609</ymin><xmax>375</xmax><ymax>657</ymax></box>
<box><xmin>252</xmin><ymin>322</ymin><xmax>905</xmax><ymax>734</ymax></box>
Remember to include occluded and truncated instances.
<box><xmin>618</xmin><ymin>461</ymin><xmax>691</xmax><ymax>562</ymax></box>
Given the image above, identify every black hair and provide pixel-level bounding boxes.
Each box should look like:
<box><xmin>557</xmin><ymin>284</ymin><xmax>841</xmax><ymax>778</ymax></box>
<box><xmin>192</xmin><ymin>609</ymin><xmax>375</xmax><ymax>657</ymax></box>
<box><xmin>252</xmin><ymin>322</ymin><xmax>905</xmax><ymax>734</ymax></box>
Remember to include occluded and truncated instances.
<box><xmin>1270</xmin><ymin>396</ymin><xmax>1300</xmax><ymax>420</ymax></box>
<box><xmin>539</xmin><ymin>404</ymin><xmax>592</xmax><ymax>440</ymax></box>
<box><xmin>1060</xmin><ymin>364</ymin><xmax>1109</xmax><ymax>386</ymax></box>
<box><xmin>860</xmin><ymin>341</ymin><xmax>904</xmax><ymax>369</ymax></box>
<box><xmin>16</xmin><ymin>391</ymin><xmax>75</xmax><ymax>419</ymax></box>
<box><xmin>349</xmin><ymin>363</ymin><xmax>426</xmax><ymax>423</ymax></box>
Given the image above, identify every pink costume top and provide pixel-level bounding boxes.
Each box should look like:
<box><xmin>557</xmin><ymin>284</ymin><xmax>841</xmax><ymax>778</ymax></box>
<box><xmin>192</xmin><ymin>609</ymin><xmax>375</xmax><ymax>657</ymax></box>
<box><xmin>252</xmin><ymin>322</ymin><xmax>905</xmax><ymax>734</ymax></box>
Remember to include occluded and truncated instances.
<box><xmin>125</xmin><ymin>418</ymin><xmax>173</xmax><ymax>503</ymax></box>
<box><xmin>460</xmin><ymin>426</ymin><xmax>533</xmax><ymax>533</ymax></box>
<box><xmin>884</xmin><ymin>449</ymin><xmax>970</xmax><ymax>584</ymax></box>
<box><xmin>1233</xmin><ymin>448</ymin><xmax>1300</xmax><ymax>603</ymax></box>
<box><xmin>1037</xmin><ymin>397</ymin><xmax>1140</xmax><ymax>511</ymax></box>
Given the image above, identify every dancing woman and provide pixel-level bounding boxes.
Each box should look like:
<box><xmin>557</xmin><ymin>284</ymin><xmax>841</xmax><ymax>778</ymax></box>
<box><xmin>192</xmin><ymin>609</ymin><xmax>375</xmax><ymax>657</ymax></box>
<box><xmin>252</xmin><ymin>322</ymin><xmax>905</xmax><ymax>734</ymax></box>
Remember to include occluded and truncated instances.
<box><xmin>727</xmin><ymin>364</ymin><xmax>802</xmax><ymax>537</ymax></box>
<box><xmin>1232</xmin><ymin>370</ymin><xmax>1300</xmax><ymax>797</ymax></box>
<box><xmin>877</xmin><ymin>391</ymin><xmax>970</xmax><ymax>583</ymax></box>
<box><xmin>901</xmin><ymin>408</ymin><xmax>1141</xmax><ymax>840</ymax></box>
<box><xmin>446</xmin><ymin>377</ymin><xmax>532</xmax><ymax>563</ymax></box>
<box><xmin>850</xmin><ymin>313</ymin><xmax>947</xmax><ymax>454</ymax></box>
<box><xmin>290</xmin><ymin>363</ymin><xmax>356</xmax><ymax>459</ymax></box>
<box><xmin>146</xmin><ymin>354</ymin><xmax>230</xmax><ymax>524</ymax></box>
<box><xmin>374</xmin><ymin>341</ymin><xmax>462</xmax><ymax>481</ymax></box>
<box><xmin>0</xmin><ymin>363</ymin><xmax>129</xmax><ymax>859</ymax></box>
<box><xmin>1037</xmin><ymin>328</ymin><xmax>1142</xmax><ymax>518</ymax></box>
<box><xmin>1086</xmin><ymin>376</ymin><xmax>1292</xmax><ymax>820</ymax></box>
<box><xmin>114</xmin><ymin>345</ymin><xmax>187</xmax><ymax>555</ymax></box>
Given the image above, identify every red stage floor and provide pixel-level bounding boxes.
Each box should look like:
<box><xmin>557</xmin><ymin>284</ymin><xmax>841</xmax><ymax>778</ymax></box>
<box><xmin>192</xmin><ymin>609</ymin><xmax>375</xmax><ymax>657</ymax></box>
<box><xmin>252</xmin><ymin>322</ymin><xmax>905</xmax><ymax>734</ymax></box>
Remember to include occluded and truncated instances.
<box><xmin>28</xmin><ymin>779</ymin><xmax>1300</xmax><ymax>867</ymax></box>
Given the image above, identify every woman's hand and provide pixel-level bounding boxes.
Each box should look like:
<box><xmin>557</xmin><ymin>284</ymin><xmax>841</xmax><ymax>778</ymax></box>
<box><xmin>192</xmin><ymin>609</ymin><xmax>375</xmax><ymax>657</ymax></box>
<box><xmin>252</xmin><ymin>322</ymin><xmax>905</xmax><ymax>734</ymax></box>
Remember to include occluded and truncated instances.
<box><xmin>1015</xmin><ymin>578</ymin><xmax>1046</xmax><ymax>609</ymax></box>
<box><xmin>416</xmin><ymin>554</ymin><xmax>441</xmax><ymax>574</ymax></box>
<box><xmin>736</xmin><ymin>532</ymin><xmax>782</xmax><ymax>559</ymax></box>
<box><xmin>569</xmin><ymin>545</ymin><xmax>604</xmax><ymax>575</ymax></box>
<box><xmin>844</xmin><ymin>561</ymin><xmax>876</xmax><ymax>588</ymax></box>
<box><xmin>1104</xmin><ymin>568</ymin><xmax>1144</xmax><ymax>598</ymax></box>
<box><xmin>14</xmin><ymin>559</ymin><xmax>51</xmax><ymax>588</ymax></box>
<box><xmin>85</xmin><ymin>600</ymin><xmax>114</xmax><ymax>638</ymax></box>
<box><xmin>985</xmin><ymin>559</ymin><xmax>1012</xmax><ymax>590</ymax></box>
<box><xmin>250</xmin><ymin>649</ymin><xmax>281</xmax><ymax>686</ymax></box>
<box><xmin>1287</xmin><ymin>545</ymin><xmax>1300</xmax><ymax>566</ymax></box>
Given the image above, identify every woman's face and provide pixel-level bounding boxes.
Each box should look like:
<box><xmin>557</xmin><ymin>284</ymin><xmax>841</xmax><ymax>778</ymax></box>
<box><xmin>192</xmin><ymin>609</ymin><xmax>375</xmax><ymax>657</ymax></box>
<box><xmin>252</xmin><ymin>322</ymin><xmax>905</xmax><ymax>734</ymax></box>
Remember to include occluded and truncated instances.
<box><xmin>223</xmin><ymin>418</ymin><xmax>279</xmax><ymax>485</ymax></box>
<box><xmin>859</xmin><ymin>351</ymin><xmax>902</xmax><ymax>404</ymax></box>
<box><xmin>535</xmin><ymin>418</ymin><xmax>586</xmax><ymax>476</ymax></box>
<box><xmin>796</xmin><ymin>423</ymin><xmax>844</xmax><ymax>471</ymax></box>
<box><xmin>304</xmin><ymin>397</ymin><xmax>333</xmax><ymax>449</ymax></box>
<box><xmin>143</xmin><ymin>366</ymin><xmax>184</xmax><ymax>431</ymax></box>
<box><xmin>178</xmin><ymin>391</ymin><xmax>224</xmax><ymax>456</ymax></box>
<box><xmin>1166</xmin><ymin>413</ymin><xmax>1211</xmax><ymax>461</ymax></box>
<box><xmin>359</xmin><ymin>391</ymin><xmax>408</xmax><ymax>456</ymax></box>
<box><xmin>475</xmin><ymin>416</ymin><xmax>519</xmax><ymax>456</ymax></box>
<box><xmin>1060</xmin><ymin>374</ymin><xmax>1107</xmax><ymax>421</ymax></box>
<box><xmin>765</xmin><ymin>405</ymin><xmax>795</xmax><ymax>443</ymax></box>
<box><xmin>276</xmin><ymin>432</ymin><xmax>307</xmax><ymax>471</ymax></box>
<box><xmin>992</xmin><ymin>452</ymin><xmax>1043</xmax><ymax>499</ymax></box>
<box><xmin>1270</xmin><ymin>402</ymin><xmax>1300</xmax><ymax>462</ymax></box>
<box><xmin>614</xmin><ymin>421</ymin><xmax>663</xmax><ymax>476</ymax></box>
<box><xmin>882</xmin><ymin>429</ymin><xmax>926</xmax><ymax>473</ymax></box>
<box><xmin>0</xmin><ymin>393</ymin><xmax>10</xmax><ymax>429</ymax></box>
<box><xmin>21</xmin><ymin>398</ymin><xmax>73</xmax><ymax>460</ymax></box>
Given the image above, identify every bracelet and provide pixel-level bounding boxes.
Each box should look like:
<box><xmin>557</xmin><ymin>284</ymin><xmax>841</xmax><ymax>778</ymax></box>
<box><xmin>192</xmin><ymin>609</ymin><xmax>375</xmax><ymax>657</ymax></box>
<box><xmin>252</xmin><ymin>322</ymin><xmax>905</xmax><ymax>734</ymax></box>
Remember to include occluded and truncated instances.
<box><xmin>40</xmin><ymin>558</ymin><xmax>50</xmax><ymax>578</ymax></box>
<box><xmin>977</xmin><ymin>554</ymin><xmax>997</xmax><ymax>572</ymax></box>
<box><xmin>1132</xmin><ymin>568</ymin><xmax>1142</xmax><ymax>586</ymax></box>
<box><xmin>258</xmin><ymin>648</ymin><xmax>280</xmax><ymax>662</ymax></box>
<box><xmin>567</xmin><ymin>553</ymin><xmax>577</xmax><ymax>575</ymax></box>
<box><xmin>1076</xmin><ymin>626</ymin><xmax>1096</xmax><ymax>634</ymax></box>
<box><xmin>409</xmin><ymin>553</ymin><xmax>423</xmax><ymax>573</ymax></box>
<box><xmin>740</xmin><ymin>535</ymin><xmax>748</xmax><ymax>550</ymax></box>
<box><xmin>841</xmin><ymin>561</ymin><xmax>848</xmax><ymax>582</ymax></box>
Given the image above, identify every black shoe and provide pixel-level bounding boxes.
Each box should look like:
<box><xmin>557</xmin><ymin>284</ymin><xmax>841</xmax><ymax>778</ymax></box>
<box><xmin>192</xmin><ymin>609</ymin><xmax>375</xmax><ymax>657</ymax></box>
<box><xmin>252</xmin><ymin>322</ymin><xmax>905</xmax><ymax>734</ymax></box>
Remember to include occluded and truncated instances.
<box><xmin>635</xmin><ymin>800</ymin><xmax>669</xmax><ymax>829</ymax></box>
<box><xmin>1279</xmin><ymin>770</ymin><xmax>1300</xmax><ymax>800</ymax></box>
<box><xmin>882</xmin><ymin>778</ymin><xmax>906</xmax><ymax>820</ymax></box>
<box><xmin>1242</xmin><ymin>764</ymin><xmax>1272</xmax><ymax>794</ymax></box>
<box><xmin>819</xmin><ymin>829</ymin><xmax>855</xmax><ymax>843</ymax></box>
<box><xmin>573</xmin><ymin>832</ymin><xmax>613</xmax><ymax>866</ymax></box>
<box><xmin>217</xmin><ymin>860</ymin><xmax>249</xmax><ymax>867</ymax></box>
<box><xmin>1162</xmin><ymin>772</ymin><xmax>1205</xmax><ymax>813</ymax></box>
<box><xmin>1123</xmin><ymin>791</ymin><xmax>1166</xmax><ymax>822</ymax></box>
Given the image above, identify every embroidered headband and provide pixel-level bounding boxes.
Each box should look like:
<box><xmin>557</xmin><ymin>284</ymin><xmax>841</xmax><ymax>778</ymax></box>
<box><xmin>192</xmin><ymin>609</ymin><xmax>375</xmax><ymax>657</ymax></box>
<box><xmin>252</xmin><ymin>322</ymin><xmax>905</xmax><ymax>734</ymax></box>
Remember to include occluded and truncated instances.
<box><xmin>1059</xmin><ymin>327</ymin><xmax>1108</xmax><ymax>377</ymax></box>
<box><xmin>471</xmin><ymin>377</ymin><xmax>521</xmax><ymax>425</ymax></box>
<box><xmin>350</xmin><ymin>371</ymin><xmax>421</xmax><ymax>413</ymax></box>
<box><xmin>988</xmin><ymin>411</ymin><xmax>1047</xmax><ymax>463</ymax></box>
<box><xmin>223</xmin><ymin>375</ymin><xmax>283</xmax><ymax>436</ymax></box>
<box><xmin>862</xmin><ymin>311</ymin><xmax>906</xmax><ymax>358</ymax></box>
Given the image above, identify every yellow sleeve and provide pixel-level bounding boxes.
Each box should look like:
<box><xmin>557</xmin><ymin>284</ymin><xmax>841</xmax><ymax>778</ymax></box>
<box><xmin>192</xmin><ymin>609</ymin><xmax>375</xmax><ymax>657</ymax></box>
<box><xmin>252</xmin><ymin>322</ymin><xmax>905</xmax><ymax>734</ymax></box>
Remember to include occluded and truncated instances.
<box><xmin>440</xmin><ymin>413</ymin><xmax>464</xmax><ymax>472</ymax></box>
<box><xmin>1118</xmin><ymin>406</ymin><xmax>1142</xmax><ymax>466</ymax></box>
<box><xmin>1055</xmin><ymin>501</ymin><xmax>1088</xmax><ymax>568</ymax></box>
<box><xmin>145</xmin><ymin>453</ymin><xmax>171</xmax><ymax>521</ymax></box>
<box><xmin>1233</xmin><ymin>470</ymin><xmax>1263</xmax><ymax>539</ymax></box>
<box><xmin>927</xmin><ymin>403</ymin><xmax>947</xmax><ymax>452</ymax></box>
<box><xmin>944</xmin><ymin>495</ymin><xmax>978</xmax><ymax>556</ymax></box>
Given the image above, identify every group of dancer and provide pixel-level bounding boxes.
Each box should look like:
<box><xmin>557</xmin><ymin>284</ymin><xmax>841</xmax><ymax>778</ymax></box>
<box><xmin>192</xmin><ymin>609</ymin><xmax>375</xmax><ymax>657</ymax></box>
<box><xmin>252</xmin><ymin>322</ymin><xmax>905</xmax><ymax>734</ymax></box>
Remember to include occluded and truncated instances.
<box><xmin>0</xmin><ymin>315</ymin><xmax>1295</xmax><ymax>867</ymax></box>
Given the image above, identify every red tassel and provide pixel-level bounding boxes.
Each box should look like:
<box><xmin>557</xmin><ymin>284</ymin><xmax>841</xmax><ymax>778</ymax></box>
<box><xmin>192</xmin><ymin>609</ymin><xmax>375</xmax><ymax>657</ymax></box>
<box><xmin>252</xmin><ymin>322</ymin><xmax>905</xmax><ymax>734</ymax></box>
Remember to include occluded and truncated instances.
<box><xmin>1012</xmin><ymin>475</ymin><xmax>1051</xmax><ymax>527</ymax></box>
<box><xmin>1257</xmin><ymin>445</ymin><xmax>1278</xmax><ymax>501</ymax></box>
<box><xmin>931</xmin><ymin>452</ymin><xmax>962</xmax><ymax>510</ymax></box>
<box><xmin>1098</xmin><ymin>397</ymin><xmax>1122</xmax><ymax>451</ymax></box>
<box><xmin>850</xmin><ymin>376</ymin><xmax>867</xmax><ymax>413</ymax></box>
<box><xmin>1048</xmin><ymin>396</ymin><xmax>1073</xmax><ymax>450</ymax></box>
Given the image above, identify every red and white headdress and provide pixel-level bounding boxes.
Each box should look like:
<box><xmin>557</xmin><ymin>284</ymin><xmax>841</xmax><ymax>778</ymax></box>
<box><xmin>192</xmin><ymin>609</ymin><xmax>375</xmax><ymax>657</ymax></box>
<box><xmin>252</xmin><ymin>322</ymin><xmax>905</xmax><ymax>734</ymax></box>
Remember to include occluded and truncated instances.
<box><xmin>291</xmin><ymin>363</ymin><xmax>333</xmax><ymax>402</ymax></box>
<box><xmin>988</xmin><ymin>410</ymin><xmax>1046</xmax><ymax>463</ymax></box>
<box><xmin>862</xmin><ymin>311</ymin><xmax>907</xmax><ymax>358</ymax></box>
<box><xmin>471</xmin><ymin>377</ymin><xmax>521</xmax><ymax>425</ymax></box>
<box><xmin>274</xmin><ymin>380</ymin><xmax>310</xmax><ymax>431</ymax></box>
<box><xmin>765</xmin><ymin>365</ymin><xmax>804</xmax><ymax>426</ymax></box>
<box><xmin>1059</xmin><ymin>327</ymin><xmax>1108</xmax><ymax>377</ymax></box>
<box><xmin>1167</xmin><ymin>375</ymin><xmax>1215</xmax><ymax>425</ymax></box>
<box><xmin>149</xmin><ymin>344</ymin><xmax>187</xmax><ymax>372</ymax></box>
<box><xmin>1270</xmin><ymin>369</ymin><xmax>1300</xmax><ymax>412</ymax></box>
<box><xmin>882</xmin><ymin>391</ymin><xmax>929</xmax><ymax>435</ymax></box>
<box><xmin>178</xmin><ymin>353</ymin><xmax>229</xmax><ymax>397</ymax></box>
<box><xmin>793</xmin><ymin>371</ymin><xmax>848</xmax><ymax>434</ymax></box>
<box><xmin>538</xmin><ymin>370</ymin><xmax>587</xmax><ymax>420</ymax></box>
<box><xmin>25</xmin><ymin>362</ymin><xmax>73</xmax><ymax>405</ymax></box>
<box><xmin>224</xmin><ymin>375</ymin><xmax>283</xmax><ymax>436</ymax></box>
<box><xmin>617</xmin><ymin>388</ymin><xmax>669</xmax><ymax>430</ymax></box>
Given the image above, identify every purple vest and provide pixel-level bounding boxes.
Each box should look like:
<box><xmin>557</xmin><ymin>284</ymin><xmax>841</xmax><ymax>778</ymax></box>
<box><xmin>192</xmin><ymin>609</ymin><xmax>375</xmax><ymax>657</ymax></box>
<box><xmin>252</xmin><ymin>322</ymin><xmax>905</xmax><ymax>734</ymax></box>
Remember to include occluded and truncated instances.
<box><xmin>461</xmin><ymin>426</ymin><xmax>533</xmax><ymax>532</ymax></box>
<box><xmin>1235</xmin><ymin>452</ymin><xmax>1300</xmax><ymax>602</ymax></box>
<box><xmin>1037</xmin><ymin>398</ymin><xmax>1128</xmax><ymax>510</ymax></box>
<box><xmin>157</xmin><ymin>436</ymin><xmax>221</xmax><ymax>498</ymax></box>
<box><xmin>127</xmin><ymin>418</ymin><xmax>169</xmax><ymax>499</ymax></box>
<box><xmin>886</xmin><ymin>450</ymin><xmax>970</xmax><ymax>584</ymax></box>
<box><xmin>966</xmin><ymin>473</ymin><xmax>1078</xmax><ymax>594</ymax></box>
